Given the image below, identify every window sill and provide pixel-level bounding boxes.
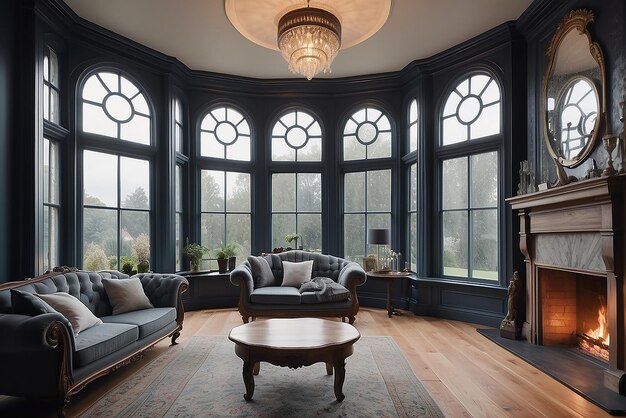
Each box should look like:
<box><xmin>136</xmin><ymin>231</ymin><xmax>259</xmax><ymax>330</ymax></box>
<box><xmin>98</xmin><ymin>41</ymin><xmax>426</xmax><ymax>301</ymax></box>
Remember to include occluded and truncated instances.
<box><xmin>409</xmin><ymin>275</ymin><xmax>507</xmax><ymax>291</ymax></box>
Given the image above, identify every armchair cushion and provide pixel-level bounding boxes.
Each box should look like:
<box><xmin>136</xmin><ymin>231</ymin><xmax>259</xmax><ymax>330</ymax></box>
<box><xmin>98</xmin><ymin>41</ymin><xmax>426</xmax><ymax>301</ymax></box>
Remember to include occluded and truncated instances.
<box><xmin>103</xmin><ymin>277</ymin><xmax>153</xmax><ymax>314</ymax></box>
<box><xmin>281</xmin><ymin>260</ymin><xmax>313</xmax><ymax>287</ymax></box>
<box><xmin>36</xmin><ymin>292</ymin><xmax>103</xmax><ymax>336</ymax></box>
<box><xmin>11</xmin><ymin>289</ymin><xmax>56</xmax><ymax>316</ymax></box>
<box><xmin>247</xmin><ymin>256</ymin><xmax>275</xmax><ymax>288</ymax></box>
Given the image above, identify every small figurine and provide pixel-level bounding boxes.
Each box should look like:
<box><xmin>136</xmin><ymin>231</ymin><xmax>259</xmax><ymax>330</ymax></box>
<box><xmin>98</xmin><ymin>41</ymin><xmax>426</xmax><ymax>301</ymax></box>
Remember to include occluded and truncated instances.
<box><xmin>500</xmin><ymin>271</ymin><xmax>522</xmax><ymax>340</ymax></box>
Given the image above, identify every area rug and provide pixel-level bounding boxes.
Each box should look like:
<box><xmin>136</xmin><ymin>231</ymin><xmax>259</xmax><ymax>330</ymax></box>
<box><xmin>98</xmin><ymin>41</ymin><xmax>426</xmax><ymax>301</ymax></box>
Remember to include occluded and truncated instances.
<box><xmin>79</xmin><ymin>335</ymin><xmax>443</xmax><ymax>417</ymax></box>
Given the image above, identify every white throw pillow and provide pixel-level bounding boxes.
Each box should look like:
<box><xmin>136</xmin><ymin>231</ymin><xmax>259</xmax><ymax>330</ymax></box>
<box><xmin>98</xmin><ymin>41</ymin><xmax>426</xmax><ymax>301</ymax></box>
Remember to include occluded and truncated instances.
<box><xmin>281</xmin><ymin>260</ymin><xmax>314</xmax><ymax>287</ymax></box>
<box><xmin>102</xmin><ymin>277</ymin><xmax>154</xmax><ymax>315</ymax></box>
<box><xmin>35</xmin><ymin>292</ymin><xmax>102</xmax><ymax>336</ymax></box>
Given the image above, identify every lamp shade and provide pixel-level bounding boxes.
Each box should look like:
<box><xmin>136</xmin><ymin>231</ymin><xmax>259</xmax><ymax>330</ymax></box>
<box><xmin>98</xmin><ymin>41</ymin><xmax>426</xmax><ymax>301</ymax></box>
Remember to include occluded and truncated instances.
<box><xmin>367</xmin><ymin>228</ymin><xmax>390</xmax><ymax>245</ymax></box>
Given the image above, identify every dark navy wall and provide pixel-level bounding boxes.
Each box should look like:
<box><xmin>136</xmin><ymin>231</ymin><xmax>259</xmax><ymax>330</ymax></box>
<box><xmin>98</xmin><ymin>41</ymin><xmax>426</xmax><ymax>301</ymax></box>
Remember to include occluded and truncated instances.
<box><xmin>0</xmin><ymin>0</ymin><xmax>19</xmax><ymax>283</ymax></box>
<box><xmin>519</xmin><ymin>0</ymin><xmax>625</xmax><ymax>184</ymax></box>
<box><xmin>1</xmin><ymin>0</ymin><xmax>624</xmax><ymax>329</ymax></box>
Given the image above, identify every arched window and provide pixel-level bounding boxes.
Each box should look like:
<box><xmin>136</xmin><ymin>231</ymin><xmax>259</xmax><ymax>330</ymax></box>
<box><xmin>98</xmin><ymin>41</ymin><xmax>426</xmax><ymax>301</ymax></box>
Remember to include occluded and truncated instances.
<box><xmin>271</xmin><ymin>110</ymin><xmax>322</xmax><ymax>162</ymax></box>
<box><xmin>342</xmin><ymin>106</ymin><xmax>393</xmax><ymax>263</ymax></box>
<box><xmin>80</xmin><ymin>70</ymin><xmax>152</xmax><ymax>271</ymax></box>
<box><xmin>200</xmin><ymin>106</ymin><xmax>251</xmax><ymax>161</ymax></box>
<box><xmin>441</xmin><ymin>73</ymin><xmax>501</xmax><ymax>145</ymax></box>
<box><xmin>81</xmin><ymin>71</ymin><xmax>151</xmax><ymax>144</ymax></box>
<box><xmin>198</xmin><ymin>105</ymin><xmax>252</xmax><ymax>267</ymax></box>
<box><xmin>270</xmin><ymin>109</ymin><xmax>323</xmax><ymax>250</ymax></box>
<box><xmin>343</xmin><ymin>107</ymin><xmax>391</xmax><ymax>161</ymax></box>
<box><xmin>439</xmin><ymin>72</ymin><xmax>500</xmax><ymax>281</ymax></box>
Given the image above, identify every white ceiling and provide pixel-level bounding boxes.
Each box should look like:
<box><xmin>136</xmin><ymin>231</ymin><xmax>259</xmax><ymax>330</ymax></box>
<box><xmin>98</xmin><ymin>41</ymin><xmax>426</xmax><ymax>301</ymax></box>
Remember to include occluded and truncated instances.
<box><xmin>63</xmin><ymin>0</ymin><xmax>533</xmax><ymax>79</ymax></box>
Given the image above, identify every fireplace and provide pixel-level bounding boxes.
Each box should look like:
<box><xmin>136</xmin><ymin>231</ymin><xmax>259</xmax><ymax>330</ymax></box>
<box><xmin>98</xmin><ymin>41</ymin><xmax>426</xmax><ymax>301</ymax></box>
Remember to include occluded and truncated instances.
<box><xmin>539</xmin><ymin>268</ymin><xmax>609</xmax><ymax>362</ymax></box>
<box><xmin>508</xmin><ymin>175</ymin><xmax>626</xmax><ymax>396</ymax></box>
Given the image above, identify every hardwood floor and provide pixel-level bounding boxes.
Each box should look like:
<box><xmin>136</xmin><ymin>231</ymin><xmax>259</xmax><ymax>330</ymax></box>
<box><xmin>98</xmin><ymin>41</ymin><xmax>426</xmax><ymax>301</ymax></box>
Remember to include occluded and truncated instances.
<box><xmin>0</xmin><ymin>307</ymin><xmax>611</xmax><ymax>417</ymax></box>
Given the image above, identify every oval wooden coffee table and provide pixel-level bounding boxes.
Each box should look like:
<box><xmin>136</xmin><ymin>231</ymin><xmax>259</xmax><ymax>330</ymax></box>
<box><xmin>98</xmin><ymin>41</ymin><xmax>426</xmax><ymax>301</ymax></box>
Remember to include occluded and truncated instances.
<box><xmin>228</xmin><ymin>318</ymin><xmax>360</xmax><ymax>402</ymax></box>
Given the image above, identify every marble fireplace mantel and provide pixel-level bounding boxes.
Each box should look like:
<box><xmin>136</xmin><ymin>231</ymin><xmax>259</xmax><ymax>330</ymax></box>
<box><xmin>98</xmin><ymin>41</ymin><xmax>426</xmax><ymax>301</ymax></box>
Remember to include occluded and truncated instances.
<box><xmin>507</xmin><ymin>174</ymin><xmax>626</xmax><ymax>394</ymax></box>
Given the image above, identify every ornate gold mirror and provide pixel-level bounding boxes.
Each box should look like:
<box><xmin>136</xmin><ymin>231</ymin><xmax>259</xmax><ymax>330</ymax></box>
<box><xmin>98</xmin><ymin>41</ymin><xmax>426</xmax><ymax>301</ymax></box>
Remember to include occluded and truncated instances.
<box><xmin>542</xmin><ymin>10</ymin><xmax>605</xmax><ymax>179</ymax></box>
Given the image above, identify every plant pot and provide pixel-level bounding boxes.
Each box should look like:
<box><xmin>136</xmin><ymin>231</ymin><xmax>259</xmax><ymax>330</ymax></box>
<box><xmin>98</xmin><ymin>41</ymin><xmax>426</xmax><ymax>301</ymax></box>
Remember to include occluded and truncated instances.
<box><xmin>137</xmin><ymin>261</ymin><xmax>149</xmax><ymax>273</ymax></box>
<box><xmin>217</xmin><ymin>258</ymin><xmax>228</xmax><ymax>274</ymax></box>
<box><xmin>228</xmin><ymin>256</ymin><xmax>236</xmax><ymax>271</ymax></box>
<box><xmin>190</xmin><ymin>260</ymin><xmax>200</xmax><ymax>272</ymax></box>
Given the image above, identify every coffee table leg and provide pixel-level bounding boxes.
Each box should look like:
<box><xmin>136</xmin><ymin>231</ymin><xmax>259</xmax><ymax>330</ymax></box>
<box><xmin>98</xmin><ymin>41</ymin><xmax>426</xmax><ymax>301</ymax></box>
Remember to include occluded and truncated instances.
<box><xmin>242</xmin><ymin>360</ymin><xmax>255</xmax><ymax>401</ymax></box>
<box><xmin>325</xmin><ymin>362</ymin><xmax>333</xmax><ymax>375</ymax></box>
<box><xmin>253</xmin><ymin>362</ymin><xmax>260</xmax><ymax>375</ymax></box>
<box><xmin>333</xmin><ymin>359</ymin><xmax>346</xmax><ymax>402</ymax></box>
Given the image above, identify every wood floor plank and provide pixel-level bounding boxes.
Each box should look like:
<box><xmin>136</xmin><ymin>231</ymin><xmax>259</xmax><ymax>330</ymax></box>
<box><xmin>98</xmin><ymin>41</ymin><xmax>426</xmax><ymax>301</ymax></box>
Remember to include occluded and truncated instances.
<box><xmin>0</xmin><ymin>307</ymin><xmax>616</xmax><ymax>417</ymax></box>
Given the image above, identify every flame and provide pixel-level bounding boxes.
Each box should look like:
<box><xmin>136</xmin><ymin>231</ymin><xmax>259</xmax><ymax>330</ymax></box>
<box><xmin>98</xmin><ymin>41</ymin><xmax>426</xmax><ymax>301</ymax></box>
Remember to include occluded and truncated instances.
<box><xmin>586</xmin><ymin>299</ymin><xmax>610</xmax><ymax>345</ymax></box>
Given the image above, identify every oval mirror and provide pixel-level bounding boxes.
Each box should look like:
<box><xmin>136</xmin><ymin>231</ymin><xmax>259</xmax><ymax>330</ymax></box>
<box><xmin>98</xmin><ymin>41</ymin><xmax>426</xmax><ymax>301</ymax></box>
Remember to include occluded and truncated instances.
<box><xmin>542</xmin><ymin>9</ymin><xmax>605</xmax><ymax>171</ymax></box>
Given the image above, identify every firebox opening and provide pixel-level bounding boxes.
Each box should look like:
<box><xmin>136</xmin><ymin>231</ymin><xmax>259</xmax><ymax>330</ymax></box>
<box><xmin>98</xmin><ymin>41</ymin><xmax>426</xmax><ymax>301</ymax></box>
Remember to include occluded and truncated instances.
<box><xmin>539</xmin><ymin>269</ymin><xmax>609</xmax><ymax>363</ymax></box>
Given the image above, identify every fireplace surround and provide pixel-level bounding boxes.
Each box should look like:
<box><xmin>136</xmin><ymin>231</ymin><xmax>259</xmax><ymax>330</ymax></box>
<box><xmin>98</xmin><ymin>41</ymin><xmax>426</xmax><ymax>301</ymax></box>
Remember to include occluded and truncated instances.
<box><xmin>508</xmin><ymin>175</ymin><xmax>626</xmax><ymax>395</ymax></box>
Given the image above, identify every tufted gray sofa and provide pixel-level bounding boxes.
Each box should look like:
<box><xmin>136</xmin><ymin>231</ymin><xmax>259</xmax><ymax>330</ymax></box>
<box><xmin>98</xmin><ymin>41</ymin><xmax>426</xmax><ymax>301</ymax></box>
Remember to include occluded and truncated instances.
<box><xmin>230</xmin><ymin>250</ymin><xmax>366</xmax><ymax>324</ymax></box>
<box><xmin>0</xmin><ymin>269</ymin><xmax>188</xmax><ymax>416</ymax></box>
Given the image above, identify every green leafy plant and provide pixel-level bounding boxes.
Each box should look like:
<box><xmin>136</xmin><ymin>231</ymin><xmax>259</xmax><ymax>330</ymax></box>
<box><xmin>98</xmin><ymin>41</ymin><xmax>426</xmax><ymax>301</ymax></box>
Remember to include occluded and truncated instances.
<box><xmin>284</xmin><ymin>233</ymin><xmax>302</xmax><ymax>249</ymax></box>
<box><xmin>213</xmin><ymin>241</ymin><xmax>240</xmax><ymax>260</ymax></box>
<box><xmin>121</xmin><ymin>261</ymin><xmax>134</xmax><ymax>275</ymax></box>
<box><xmin>183</xmin><ymin>238</ymin><xmax>208</xmax><ymax>271</ymax></box>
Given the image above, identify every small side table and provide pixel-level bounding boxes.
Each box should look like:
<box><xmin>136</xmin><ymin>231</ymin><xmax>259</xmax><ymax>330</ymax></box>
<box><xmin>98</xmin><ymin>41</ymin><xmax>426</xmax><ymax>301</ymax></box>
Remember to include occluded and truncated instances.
<box><xmin>366</xmin><ymin>271</ymin><xmax>410</xmax><ymax>318</ymax></box>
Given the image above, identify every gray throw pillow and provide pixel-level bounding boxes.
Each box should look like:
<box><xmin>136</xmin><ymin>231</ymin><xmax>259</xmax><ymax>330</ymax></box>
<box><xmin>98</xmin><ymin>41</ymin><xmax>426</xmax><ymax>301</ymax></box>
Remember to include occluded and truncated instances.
<box><xmin>11</xmin><ymin>289</ymin><xmax>56</xmax><ymax>316</ymax></box>
<box><xmin>281</xmin><ymin>260</ymin><xmax>313</xmax><ymax>288</ymax></box>
<box><xmin>102</xmin><ymin>277</ymin><xmax>154</xmax><ymax>315</ymax></box>
<box><xmin>248</xmin><ymin>256</ymin><xmax>275</xmax><ymax>288</ymax></box>
<box><xmin>36</xmin><ymin>292</ymin><xmax>103</xmax><ymax>336</ymax></box>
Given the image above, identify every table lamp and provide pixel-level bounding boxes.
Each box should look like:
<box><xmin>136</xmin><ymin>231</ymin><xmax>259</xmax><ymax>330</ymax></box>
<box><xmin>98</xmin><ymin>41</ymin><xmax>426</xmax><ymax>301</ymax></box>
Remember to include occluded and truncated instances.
<box><xmin>367</xmin><ymin>228</ymin><xmax>390</xmax><ymax>271</ymax></box>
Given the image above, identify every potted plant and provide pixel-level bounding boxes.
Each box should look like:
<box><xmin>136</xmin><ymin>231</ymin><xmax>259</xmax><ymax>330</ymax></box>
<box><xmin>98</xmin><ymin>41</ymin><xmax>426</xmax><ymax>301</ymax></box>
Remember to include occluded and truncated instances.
<box><xmin>284</xmin><ymin>233</ymin><xmax>303</xmax><ymax>250</ymax></box>
<box><xmin>132</xmin><ymin>233</ymin><xmax>150</xmax><ymax>273</ymax></box>
<box><xmin>183</xmin><ymin>238</ymin><xmax>208</xmax><ymax>272</ymax></box>
<box><xmin>213</xmin><ymin>241</ymin><xmax>240</xmax><ymax>273</ymax></box>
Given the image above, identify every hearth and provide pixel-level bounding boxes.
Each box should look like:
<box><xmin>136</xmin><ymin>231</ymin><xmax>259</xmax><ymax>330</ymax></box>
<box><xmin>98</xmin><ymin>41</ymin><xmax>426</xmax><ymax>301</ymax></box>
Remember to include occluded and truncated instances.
<box><xmin>508</xmin><ymin>175</ymin><xmax>626</xmax><ymax>405</ymax></box>
<box><xmin>539</xmin><ymin>268</ymin><xmax>609</xmax><ymax>363</ymax></box>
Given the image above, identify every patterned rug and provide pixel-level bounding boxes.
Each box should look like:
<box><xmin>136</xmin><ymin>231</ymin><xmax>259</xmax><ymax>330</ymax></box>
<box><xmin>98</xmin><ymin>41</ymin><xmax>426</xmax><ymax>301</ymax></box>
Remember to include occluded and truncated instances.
<box><xmin>79</xmin><ymin>335</ymin><xmax>443</xmax><ymax>417</ymax></box>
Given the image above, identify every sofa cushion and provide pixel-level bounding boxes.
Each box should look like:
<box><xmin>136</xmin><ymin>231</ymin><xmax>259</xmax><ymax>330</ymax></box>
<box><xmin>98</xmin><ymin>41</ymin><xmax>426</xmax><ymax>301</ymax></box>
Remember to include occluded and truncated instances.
<box><xmin>281</xmin><ymin>260</ymin><xmax>313</xmax><ymax>287</ymax></box>
<box><xmin>74</xmin><ymin>322</ymin><xmax>138</xmax><ymax>367</ymax></box>
<box><xmin>10</xmin><ymin>289</ymin><xmax>56</xmax><ymax>316</ymax></box>
<box><xmin>248</xmin><ymin>256</ymin><xmax>276</xmax><ymax>288</ymax></box>
<box><xmin>301</xmin><ymin>279</ymin><xmax>351</xmax><ymax>304</ymax></box>
<box><xmin>102</xmin><ymin>277</ymin><xmax>154</xmax><ymax>314</ymax></box>
<box><xmin>250</xmin><ymin>286</ymin><xmax>302</xmax><ymax>305</ymax></box>
<box><xmin>36</xmin><ymin>292</ymin><xmax>103</xmax><ymax>336</ymax></box>
<box><xmin>101</xmin><ymin>307</ymin><xmax>177</xmax><ymax>339</ymax></box>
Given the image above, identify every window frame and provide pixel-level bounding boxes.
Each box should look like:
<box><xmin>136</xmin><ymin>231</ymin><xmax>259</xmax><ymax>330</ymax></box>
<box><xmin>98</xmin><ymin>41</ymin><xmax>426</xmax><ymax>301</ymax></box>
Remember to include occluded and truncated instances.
<box><xmin>268</xmin><ymin>107</ymin><xmax>326</xmax><ymax>253</ymax></box>
<box><xmin>196</xmin><ymin>103</ymin><xmax>254</xmax><ymax>267</ymax></box>
<box><xmin>340</xmin><ymin>104</ymin><xmax>396</xmax><ymax>262</ymax></box>
<box><xmin>436</xmin><ymin>70</ymin><xmax>504</xmax><ymax>284</ymax></box>
<box><xmin>77</xmin><ymin>67</ymin><xmax>156</xmax><ymax>271</ymax></box>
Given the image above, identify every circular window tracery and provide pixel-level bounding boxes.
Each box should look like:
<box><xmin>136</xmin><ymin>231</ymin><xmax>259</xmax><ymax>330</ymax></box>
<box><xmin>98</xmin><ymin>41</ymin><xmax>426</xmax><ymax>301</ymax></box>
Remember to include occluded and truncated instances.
<box><xmin>343</xmin><ymin>107</ymin><xmax>392</xmax><ymax>161</ymax></box>
<box><xmin>200</xmin><ymin>106</ymin><xmax>251</xmax><ymax>161</ymax></box>
<box><xmin>81</xmin><ymin>71</ymin><xmax>151</xmax><ymax>145</ymax></box>
<box><xmin>271</xmin><ymin>110</ymin><xmax>322</xmax><ymax>162</ymax></box>
<box><xmin>441</xmin><ymin>73</ymin><xmax>501</xmax><ymax>146</ymax></box>
<box><xmin>104</xmin><ymin>94</ymin><xmax>134</xmax><ymax>123</ymax></box>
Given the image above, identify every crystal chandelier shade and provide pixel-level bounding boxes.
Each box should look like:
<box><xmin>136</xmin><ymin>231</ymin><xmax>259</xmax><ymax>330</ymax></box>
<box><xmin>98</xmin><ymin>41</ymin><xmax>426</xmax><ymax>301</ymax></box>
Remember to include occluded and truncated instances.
<box><xmin>277</xmin><ymin>7</ymin><xmax>341</xmax><ymax>80</ymax></box>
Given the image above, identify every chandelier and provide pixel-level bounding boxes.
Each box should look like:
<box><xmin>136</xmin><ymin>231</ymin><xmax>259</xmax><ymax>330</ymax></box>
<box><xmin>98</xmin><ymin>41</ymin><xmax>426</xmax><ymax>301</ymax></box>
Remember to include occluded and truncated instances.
<box><xmin>277</xmin><ymin>2</ymin><xmax>341</xmax><ymax>80</ymax></box>
<box><xmin>225</xmin><ymin>0</ymin><xmax>391</xmax><ymax>80</ymax></box>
